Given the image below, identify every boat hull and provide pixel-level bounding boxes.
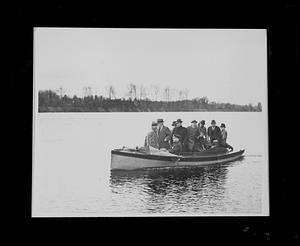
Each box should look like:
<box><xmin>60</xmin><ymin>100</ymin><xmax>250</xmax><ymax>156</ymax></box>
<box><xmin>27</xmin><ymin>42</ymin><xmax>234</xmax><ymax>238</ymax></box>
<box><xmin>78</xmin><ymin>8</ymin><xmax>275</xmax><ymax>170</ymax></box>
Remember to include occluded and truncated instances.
<box><xmin>175</xmin><ymin>153</ymin><xmax>243</xmax><ymax>166</ymax></box>
<box><xmin>111</xmin><ymin>149</ymin><xmax>245</xmax><ymax>171</ymax></box>
<box><xmin>111</xmin><ymin>153</ymin><xmax>178</xmax><ymax>170</ymax></box>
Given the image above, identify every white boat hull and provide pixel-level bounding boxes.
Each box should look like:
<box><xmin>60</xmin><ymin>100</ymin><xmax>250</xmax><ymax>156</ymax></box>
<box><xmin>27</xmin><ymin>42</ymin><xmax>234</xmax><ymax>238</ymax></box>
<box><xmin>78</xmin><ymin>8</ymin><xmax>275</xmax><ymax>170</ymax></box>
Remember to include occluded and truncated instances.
<box><xmin>111</xmin><ymin>153</ymin><xmax>176</xmax><ymax>170</ymax></box>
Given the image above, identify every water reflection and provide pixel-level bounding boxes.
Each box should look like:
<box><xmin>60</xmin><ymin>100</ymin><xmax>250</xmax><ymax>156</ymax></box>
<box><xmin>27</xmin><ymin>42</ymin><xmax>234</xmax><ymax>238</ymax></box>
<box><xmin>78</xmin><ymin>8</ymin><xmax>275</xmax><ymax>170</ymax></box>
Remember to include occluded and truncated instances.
<box><xmin>110</xmin><ymin>163</ymin><xmax>233</xmax><ymax>214</ymax></box>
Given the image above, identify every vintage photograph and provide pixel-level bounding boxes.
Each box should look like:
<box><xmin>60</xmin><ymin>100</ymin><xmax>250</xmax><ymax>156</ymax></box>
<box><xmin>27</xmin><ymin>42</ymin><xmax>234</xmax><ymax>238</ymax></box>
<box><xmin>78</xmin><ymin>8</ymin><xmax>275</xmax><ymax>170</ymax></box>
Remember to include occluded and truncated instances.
<box><xmin>32</xmin><ymin>28</ymin><xmax>269</xmax><ymax>216</ymax></box>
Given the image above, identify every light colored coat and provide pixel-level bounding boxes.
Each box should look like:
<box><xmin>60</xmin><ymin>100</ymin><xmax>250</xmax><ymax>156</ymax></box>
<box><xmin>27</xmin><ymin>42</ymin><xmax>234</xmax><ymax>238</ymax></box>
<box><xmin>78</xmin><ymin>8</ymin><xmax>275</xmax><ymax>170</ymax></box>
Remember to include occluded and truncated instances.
<box><xmin>198</xmin><ymin>125</ymin><xmax>207</xmax><ymax>138</ymax></box>
<box><xmin>144</xmin><ymin>130</ymin><xmax>159</xmax><ymax>149</ymax></box>
<box><xmin>221</xmin><ymin>129</ymin><xmax>228</xmax><ymax>143</ymax></box>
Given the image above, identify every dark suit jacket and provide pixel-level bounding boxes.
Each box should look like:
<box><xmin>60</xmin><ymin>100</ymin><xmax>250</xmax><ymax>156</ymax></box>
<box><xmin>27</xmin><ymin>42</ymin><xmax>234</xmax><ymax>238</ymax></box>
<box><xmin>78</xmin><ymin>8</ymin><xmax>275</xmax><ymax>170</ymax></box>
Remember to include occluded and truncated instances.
<box><xmin>169</xmin><ymin>142</ymin><xmax>183</xmax><ymax>155</ymax></box>
<box><xmin>172</xmin><ymin>126</ymin><xmax>188</xmax><ymax>144</ymax></box>
<box><xmin>157</xmin><ymin>125</ymin><xmax>172</xmax><ymax>149</ymax></box>
<box><xmin>186</xmin><ymin>126</ymin><xmax>200</xmax><ymax>142</ymax></box>
<box><xmin>207</xmin><ymin>126</ymin><xmax>221</xmax><ymax>141</ymax></box>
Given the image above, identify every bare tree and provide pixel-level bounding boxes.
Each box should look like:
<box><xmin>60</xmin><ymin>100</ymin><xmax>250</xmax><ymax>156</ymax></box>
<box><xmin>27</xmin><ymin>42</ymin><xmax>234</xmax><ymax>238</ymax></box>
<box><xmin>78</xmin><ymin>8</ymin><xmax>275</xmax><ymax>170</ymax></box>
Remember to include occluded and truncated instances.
<box><xmin>149</xmin><ymin>85</ymin><xmax>160</xmax><ymax>101</ymax></box>
<box><xmin>183</xmin><ymin>88</ymin><xmax>189</xmax><ymax>100</ymax></box>
<box><xmin>163</xmin><ymin>87</ymin><xmax>170</xmax><ymax>102</ymax></box>
<box><xmin>257</xmin><ymin>102</ymin><xmax>262</xmax><ymax>111</ymax></box>
<box><xmin>111</xmin><ymin>86</ymin><xmax>116</xmax><ymax>99</ymax></box>
<box><xmin>148</xmin><ymin>86</ymin><xmax>154</xmax><ymax>100</ymax></box>
<box><xmin>56</xmin><ymin>86</ymin><xmax>65</xmax><ymax>98</ymax></box>
<box><xmin>144</xmin><ymin>86</ymin><xmax>150</xmax><ymax>99</ymax></box>
<box><xmin>169</xmin><ymin>88</ymin><xmax>176</xmax><ymax>101</ymax></box>
<box><xmin>87</xmin><ymin>87</ymin><xmax>92</xmax><ymax>96</ymax></box>
<box><xmin>127</xmin><ymin>83</ymin><xmax>137</xmax><ymax>99</ymax></box>
<box><xmin>138</xmin><ymin>85</ymin><xmax>147</xmax><ymax>100</ymax></box>
<box><xmin>178</xmin><ymin>90</ymin><xmax>184</xmax><ymax>100</ymax></box>
<box><xmin>132</xmin><ymin>84</ymin><xmax>137</xmax><ymax>99</ymax></box>
<box><xmin>127</xmin><ymin>84</ymin><xmax>132</xmax><ymax>99</ymax></box>
<box><xmin>106</xmin><ymin>85</ymin><xmax>116</xmax><ymax>99</ymax></box>
<box><xmin>200</xmin><ymin>96</ymin><xmax>209</xmax><ymax>104</ymax></box>
<box><xmin>83</xmin><ymin>86</ymin><xmax>92</xmax><ymax>97</ymax></box>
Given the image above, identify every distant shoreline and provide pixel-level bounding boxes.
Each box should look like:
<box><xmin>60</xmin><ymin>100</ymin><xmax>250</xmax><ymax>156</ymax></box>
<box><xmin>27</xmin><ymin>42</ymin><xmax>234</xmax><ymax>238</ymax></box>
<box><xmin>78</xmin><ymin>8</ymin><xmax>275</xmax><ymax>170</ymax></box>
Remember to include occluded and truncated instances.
<box><xmin>38</xmin><ymin>90</ymin><xmax>262</xmax><ymax>113</ymax></box>
<box><xmin>38</xmin><ymin>107</ymin><xmax>262</xmax><ymax>113</ymax></box>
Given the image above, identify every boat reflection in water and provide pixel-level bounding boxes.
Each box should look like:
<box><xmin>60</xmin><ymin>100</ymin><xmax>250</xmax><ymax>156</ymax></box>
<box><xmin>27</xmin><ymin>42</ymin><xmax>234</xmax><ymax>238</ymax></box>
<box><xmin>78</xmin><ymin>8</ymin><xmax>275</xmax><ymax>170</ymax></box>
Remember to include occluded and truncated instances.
<box><xmin>110</xmin><ymin>161</ymin><xmax>243</xmax><ymax>214</ymax></box>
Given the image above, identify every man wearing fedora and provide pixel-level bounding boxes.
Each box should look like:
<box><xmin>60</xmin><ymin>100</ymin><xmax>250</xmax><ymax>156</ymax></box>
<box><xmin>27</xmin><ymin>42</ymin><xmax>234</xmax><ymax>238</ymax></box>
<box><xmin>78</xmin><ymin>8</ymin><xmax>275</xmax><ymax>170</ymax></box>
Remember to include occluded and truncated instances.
<box><xmin>144</xmin><ymin>121</ymin><xmax>159</xmax><ymax>149</ymax></box>
<box><xmin>172</xmin><ymin>119</ymin><xmax>188</xmax><ymax>151</ymax></box>
<box><xmin>186</xmin><ymin>120</ymin><xmax>200</xmax><ymax>151</ymax></box>
<box><xmin>157</xmin><ymin>118</ymin><xmax>172</xmax><ymax>149</ymax></box>
<box><xmin>207</xmin><ymin>120</ymin><xmax>221</xmax><ymax>144</ymax></box>
<box><xmin>171</xmin><ymin>120</ymin><xmax>177</xmax><ymax>131</ymax></box>
<box><xmin>219</xmin><ymin>123</ymin><xmax>234</xmax><ymax>151</ymax></box>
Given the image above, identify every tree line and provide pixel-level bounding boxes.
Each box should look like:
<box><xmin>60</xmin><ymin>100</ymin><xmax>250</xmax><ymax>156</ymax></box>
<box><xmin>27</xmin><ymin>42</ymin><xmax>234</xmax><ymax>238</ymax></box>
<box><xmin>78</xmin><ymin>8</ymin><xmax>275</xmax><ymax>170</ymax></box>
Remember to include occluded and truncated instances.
<box><xmin>38</xmin><ymin>89</ymin><xmax>262</xmax><ymax>112</ymax></box>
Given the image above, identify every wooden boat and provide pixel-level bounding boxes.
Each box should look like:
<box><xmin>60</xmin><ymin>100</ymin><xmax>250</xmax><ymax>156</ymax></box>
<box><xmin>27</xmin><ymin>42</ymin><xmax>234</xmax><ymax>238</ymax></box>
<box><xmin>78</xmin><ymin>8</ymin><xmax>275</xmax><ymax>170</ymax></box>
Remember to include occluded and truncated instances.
<box><xmin>111</xmin><ymin>147</ymin><xmax>245</xmax><ymax>171</ymax></box>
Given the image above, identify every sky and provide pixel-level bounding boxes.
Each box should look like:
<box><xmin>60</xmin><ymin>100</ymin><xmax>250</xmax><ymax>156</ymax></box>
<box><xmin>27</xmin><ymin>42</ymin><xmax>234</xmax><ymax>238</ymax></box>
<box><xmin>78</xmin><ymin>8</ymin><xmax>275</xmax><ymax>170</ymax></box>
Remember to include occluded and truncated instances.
<box><xmin>34</xmin><ymin>28</ymin><xmax>267</xmax><ymax>105</ymax></box>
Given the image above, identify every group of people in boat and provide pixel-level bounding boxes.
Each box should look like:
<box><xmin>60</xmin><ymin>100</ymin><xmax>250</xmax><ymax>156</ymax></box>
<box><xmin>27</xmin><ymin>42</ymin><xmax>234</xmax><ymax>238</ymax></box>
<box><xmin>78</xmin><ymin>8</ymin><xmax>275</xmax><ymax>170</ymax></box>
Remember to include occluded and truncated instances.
<box><xmin>144</xmin><ymin>118</ymin><xmax>233</xmax><ymax>155</ymax></box>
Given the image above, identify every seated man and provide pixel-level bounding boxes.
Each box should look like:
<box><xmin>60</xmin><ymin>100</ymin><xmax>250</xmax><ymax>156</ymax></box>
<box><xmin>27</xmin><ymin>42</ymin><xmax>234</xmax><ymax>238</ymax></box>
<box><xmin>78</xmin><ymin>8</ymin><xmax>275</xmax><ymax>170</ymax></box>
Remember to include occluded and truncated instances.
<box><xmin>219</xmin><ymin>123</ymin><xmax>234</xmax><ymax>152</ymax></box>
<box><xmin>168</xmin><ymin>134</ymin><xmax>183</xmax><ymax>155</ymax></box>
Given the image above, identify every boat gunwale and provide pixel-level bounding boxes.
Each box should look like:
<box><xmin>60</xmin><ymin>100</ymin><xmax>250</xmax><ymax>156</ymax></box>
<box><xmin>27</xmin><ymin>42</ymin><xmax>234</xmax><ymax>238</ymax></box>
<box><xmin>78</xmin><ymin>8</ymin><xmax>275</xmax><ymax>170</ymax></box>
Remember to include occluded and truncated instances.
<box><xmin>111</xmin><ymin>149</ymin><xmax>245</xmax><ymax>162</ymax></box>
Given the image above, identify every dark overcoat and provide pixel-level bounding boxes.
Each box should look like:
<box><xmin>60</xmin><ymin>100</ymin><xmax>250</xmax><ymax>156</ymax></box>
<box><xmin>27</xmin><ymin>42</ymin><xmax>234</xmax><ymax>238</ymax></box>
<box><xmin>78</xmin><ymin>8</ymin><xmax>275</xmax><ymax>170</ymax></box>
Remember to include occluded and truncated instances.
<box><xmin>186</xmin><ymin>126</ymin><xmax>200</xmax><ymax>151</ymax></box>
<box><xmin>157</xmin><ymin>125</ymin><xmax>172</xmax><ymax>149</ymax></box>
<box><xmin>172</xmin><ymin>126</ymin><xmax>188</xmax><ymax>144</ymax></box>
<box><xmin>207</xmin><ymin>126</ymin><xmax>221</xmax><ymax>142</ymax></box>
<box><xmin>169</xmin><ymin>141</ymin><xmax>183</xmax><ymax>155</ymax></box>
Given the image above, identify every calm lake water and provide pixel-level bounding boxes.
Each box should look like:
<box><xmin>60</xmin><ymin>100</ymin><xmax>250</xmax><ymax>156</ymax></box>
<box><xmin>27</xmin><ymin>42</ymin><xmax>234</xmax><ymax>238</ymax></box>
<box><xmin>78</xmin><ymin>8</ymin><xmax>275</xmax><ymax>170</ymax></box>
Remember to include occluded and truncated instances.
<box><xmin>32</xmin><ymin>112</ymin><xmax>269</xmax><ymax>216</ymax></box>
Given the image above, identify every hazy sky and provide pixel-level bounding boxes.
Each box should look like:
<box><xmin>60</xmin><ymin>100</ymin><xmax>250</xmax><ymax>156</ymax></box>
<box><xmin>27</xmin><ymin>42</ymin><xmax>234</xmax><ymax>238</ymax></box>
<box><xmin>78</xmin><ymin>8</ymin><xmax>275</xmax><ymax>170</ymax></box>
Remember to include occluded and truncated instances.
<box><xmin>34</xmin><ymin>28</ymin><xmax>267</xmax><ymax>105</ymax></box>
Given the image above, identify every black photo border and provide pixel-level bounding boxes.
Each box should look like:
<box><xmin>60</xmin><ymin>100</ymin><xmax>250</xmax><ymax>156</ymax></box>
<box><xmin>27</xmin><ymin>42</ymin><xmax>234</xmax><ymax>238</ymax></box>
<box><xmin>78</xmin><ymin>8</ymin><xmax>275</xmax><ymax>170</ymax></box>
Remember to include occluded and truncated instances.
<box><xmin>6</xmin><ymin>2</ymin><xmax>299</xmax><ymax>242</ymax></box>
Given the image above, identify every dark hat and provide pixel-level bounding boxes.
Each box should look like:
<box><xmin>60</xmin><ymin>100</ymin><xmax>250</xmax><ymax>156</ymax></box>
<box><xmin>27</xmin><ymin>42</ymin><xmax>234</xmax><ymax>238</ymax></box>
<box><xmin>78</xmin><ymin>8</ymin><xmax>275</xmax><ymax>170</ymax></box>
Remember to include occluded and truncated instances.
<box><xmin>211</xmin><ymin>120</ymin><xmax>216</xmax><ymax>124</ymax></box>
<box><xmin>171</xmin><ymin>121</ymin><xmax>177</xmax><ymax>126</ymax></box>
<box><xmin>177</xmin><ymin>119</ymin><xmax>183</xmax><ymax>123</ymax></box>
<box><xmin>173</xmin><ymin>134</ymin><xmax>181</xmax><ymax>138</ymax></box>
<box><xmin>200</xmin><ymin>120</ymin><xmax>205</xmax><ymax>124</ymax></box>
<box><xmin>191</xmin><ymin>120</ymin><xmax>197</xmax><ymax>123</ymax></box>
<box><xmin>157</xmin><ymin>118</ymin><xmax>164</xmax><ymax>123</ymax></box>
<box><xmin>220</xmin><ymin>123</ymin><xmax>226</xmax><ymax>128</ymax></box>
<box><xmin>151</xmin><ymin>121</ymin><xmax>158</xmax><ymax>126</ymax></box>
